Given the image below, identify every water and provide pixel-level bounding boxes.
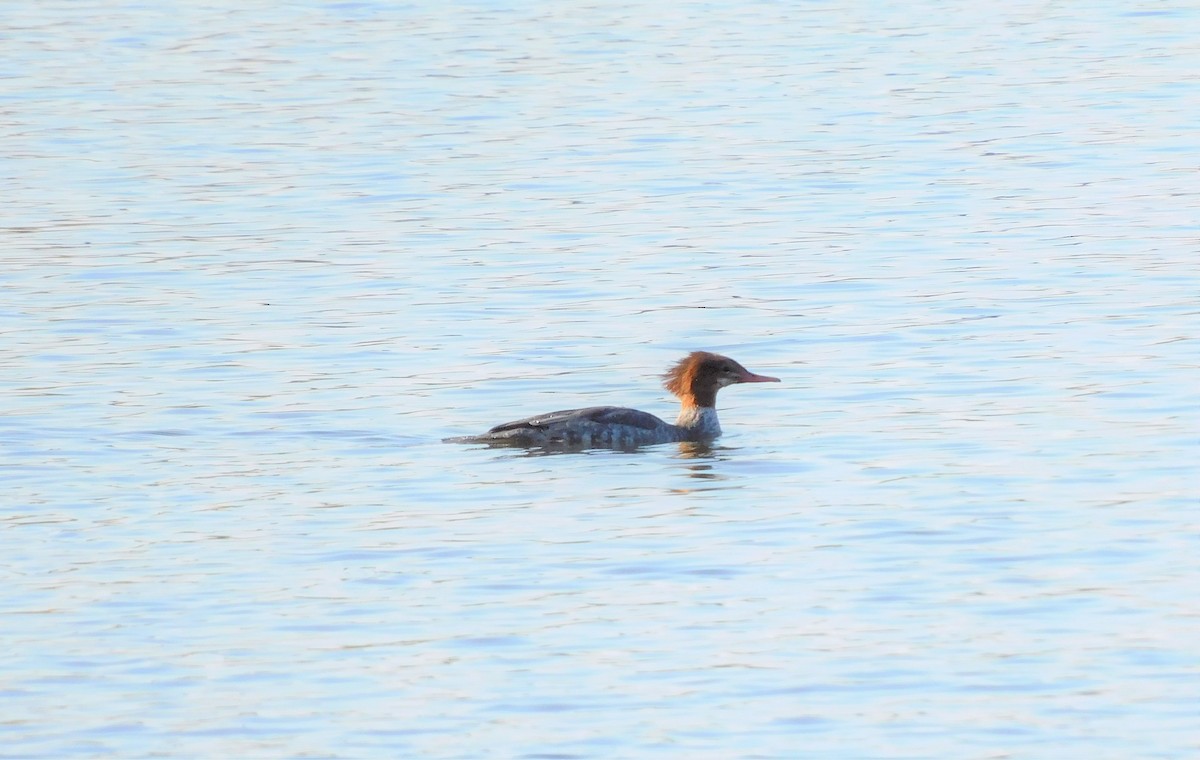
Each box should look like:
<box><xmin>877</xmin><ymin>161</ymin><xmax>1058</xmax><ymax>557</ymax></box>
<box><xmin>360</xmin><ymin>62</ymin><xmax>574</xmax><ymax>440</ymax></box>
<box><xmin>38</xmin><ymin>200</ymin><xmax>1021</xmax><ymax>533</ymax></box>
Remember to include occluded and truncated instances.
<box><xmin>3</xmin><ymin>1</ymin><xmax>1198</xmax><ymax>757</ymax></box>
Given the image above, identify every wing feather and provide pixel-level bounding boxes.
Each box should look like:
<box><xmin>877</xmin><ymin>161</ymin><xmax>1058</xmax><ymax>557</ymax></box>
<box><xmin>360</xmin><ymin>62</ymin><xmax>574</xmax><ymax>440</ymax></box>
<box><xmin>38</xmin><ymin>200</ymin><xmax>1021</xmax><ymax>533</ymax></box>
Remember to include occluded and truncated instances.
<box><xmin>486</xmin><ymin>406</ymin><xmax>665</xmax><ymax>434</ymax></box>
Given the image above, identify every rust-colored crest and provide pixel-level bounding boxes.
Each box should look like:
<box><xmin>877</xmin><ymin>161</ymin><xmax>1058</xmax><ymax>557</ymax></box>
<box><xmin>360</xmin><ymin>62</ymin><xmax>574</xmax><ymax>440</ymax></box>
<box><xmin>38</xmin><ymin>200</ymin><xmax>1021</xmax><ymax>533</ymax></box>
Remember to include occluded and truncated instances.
<box><xmin>662</xmin><ymin>351</ymin><xmax>725</xmax><ymax>407</ymax></box>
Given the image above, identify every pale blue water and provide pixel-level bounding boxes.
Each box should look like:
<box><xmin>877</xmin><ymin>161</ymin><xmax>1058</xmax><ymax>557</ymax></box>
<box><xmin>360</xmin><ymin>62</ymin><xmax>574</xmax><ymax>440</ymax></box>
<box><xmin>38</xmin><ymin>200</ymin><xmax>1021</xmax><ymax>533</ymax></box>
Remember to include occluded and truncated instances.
<box><xmin>3</xmin><ymin>1</ymin><xmax>1198</xmax><ymax>757</ymax></box>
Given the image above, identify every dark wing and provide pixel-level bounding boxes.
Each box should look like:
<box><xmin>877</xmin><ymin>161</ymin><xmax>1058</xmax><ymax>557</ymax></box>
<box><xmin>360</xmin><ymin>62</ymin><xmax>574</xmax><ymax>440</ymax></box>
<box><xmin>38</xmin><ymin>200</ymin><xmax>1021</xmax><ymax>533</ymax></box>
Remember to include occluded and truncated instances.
<box><xmin>487</xmin><ymin>406</ymin><xmax>665</xmax><ymax>434</ymax></box>
<box><xmin>584</xmin><ymin>406</ymin><xmax>666</xmax><ymax>430</ymax></box>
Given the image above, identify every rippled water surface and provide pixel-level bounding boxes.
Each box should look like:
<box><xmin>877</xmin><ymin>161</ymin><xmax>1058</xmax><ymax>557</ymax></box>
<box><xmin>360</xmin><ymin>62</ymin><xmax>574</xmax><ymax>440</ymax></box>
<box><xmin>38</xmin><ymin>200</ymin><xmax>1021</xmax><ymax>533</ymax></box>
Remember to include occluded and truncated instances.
<box><xmin>4</xmin><ymin>1</ymin><xmax>1199</xmax><ymax>757</ymax></box>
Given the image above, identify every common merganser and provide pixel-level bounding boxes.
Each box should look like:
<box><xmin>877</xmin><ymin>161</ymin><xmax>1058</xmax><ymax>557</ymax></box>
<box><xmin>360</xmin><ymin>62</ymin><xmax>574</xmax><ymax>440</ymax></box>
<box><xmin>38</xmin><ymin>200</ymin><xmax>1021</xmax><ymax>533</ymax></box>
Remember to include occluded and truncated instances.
<box><xmin>446</xmin><ymin>351</ymin><xmax>780</xmax><ymax>448</ymax></box>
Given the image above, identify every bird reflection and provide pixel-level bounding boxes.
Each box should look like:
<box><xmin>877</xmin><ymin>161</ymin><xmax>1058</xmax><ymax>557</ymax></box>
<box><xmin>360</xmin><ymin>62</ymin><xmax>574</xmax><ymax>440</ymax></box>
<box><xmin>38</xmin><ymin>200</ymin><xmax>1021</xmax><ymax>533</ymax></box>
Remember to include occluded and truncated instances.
<box><xmin>676</xmin><ymin>441</ymin><xmax>717</xmax><ymax>459</ymax></box>
<box><xmin>674</xmin><ymin>441</ymin><xmax>733</xmax><ymax>480</ymax></box>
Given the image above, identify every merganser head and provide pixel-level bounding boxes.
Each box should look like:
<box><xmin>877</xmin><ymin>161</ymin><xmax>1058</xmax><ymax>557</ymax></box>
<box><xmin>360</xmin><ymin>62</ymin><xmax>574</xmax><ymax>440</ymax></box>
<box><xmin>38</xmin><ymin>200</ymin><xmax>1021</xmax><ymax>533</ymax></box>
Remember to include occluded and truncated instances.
<box><xmin>662</xmin><ymin>351</ymin><xmax>780</xmax><ymax>409</ymax></box>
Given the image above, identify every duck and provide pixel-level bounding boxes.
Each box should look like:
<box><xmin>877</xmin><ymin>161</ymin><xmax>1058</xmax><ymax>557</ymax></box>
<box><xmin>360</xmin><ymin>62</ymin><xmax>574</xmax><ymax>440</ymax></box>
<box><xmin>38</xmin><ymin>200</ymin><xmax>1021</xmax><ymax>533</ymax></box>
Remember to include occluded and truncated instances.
<box><xmin>446</xmin><ymin>351</ymin><xmax>779</xmax><ymax>448</ymax></box>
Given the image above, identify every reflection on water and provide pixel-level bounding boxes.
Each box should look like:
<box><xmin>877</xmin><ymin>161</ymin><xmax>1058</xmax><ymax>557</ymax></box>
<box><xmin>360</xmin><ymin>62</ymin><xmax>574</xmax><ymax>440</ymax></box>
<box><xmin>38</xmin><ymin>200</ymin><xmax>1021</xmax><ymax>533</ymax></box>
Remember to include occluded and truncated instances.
<box><xmin>4</xmin><ymin>0</ymin><xmax>1198</xmax><ymax>757</ymax></box>
<box><xmin>675</xmin><ymin>441</ymin><xmax>721</xmax><ymax>460</ymax></box>
<box><xmin>673</xmin><ymin>442</ymin><xmax>733</xmax><ymax>481</ymax></box>
<box><xmin>449</xmin><ymin>438</ymin><xmax>736</xmax><ymax>463</ymax></box>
